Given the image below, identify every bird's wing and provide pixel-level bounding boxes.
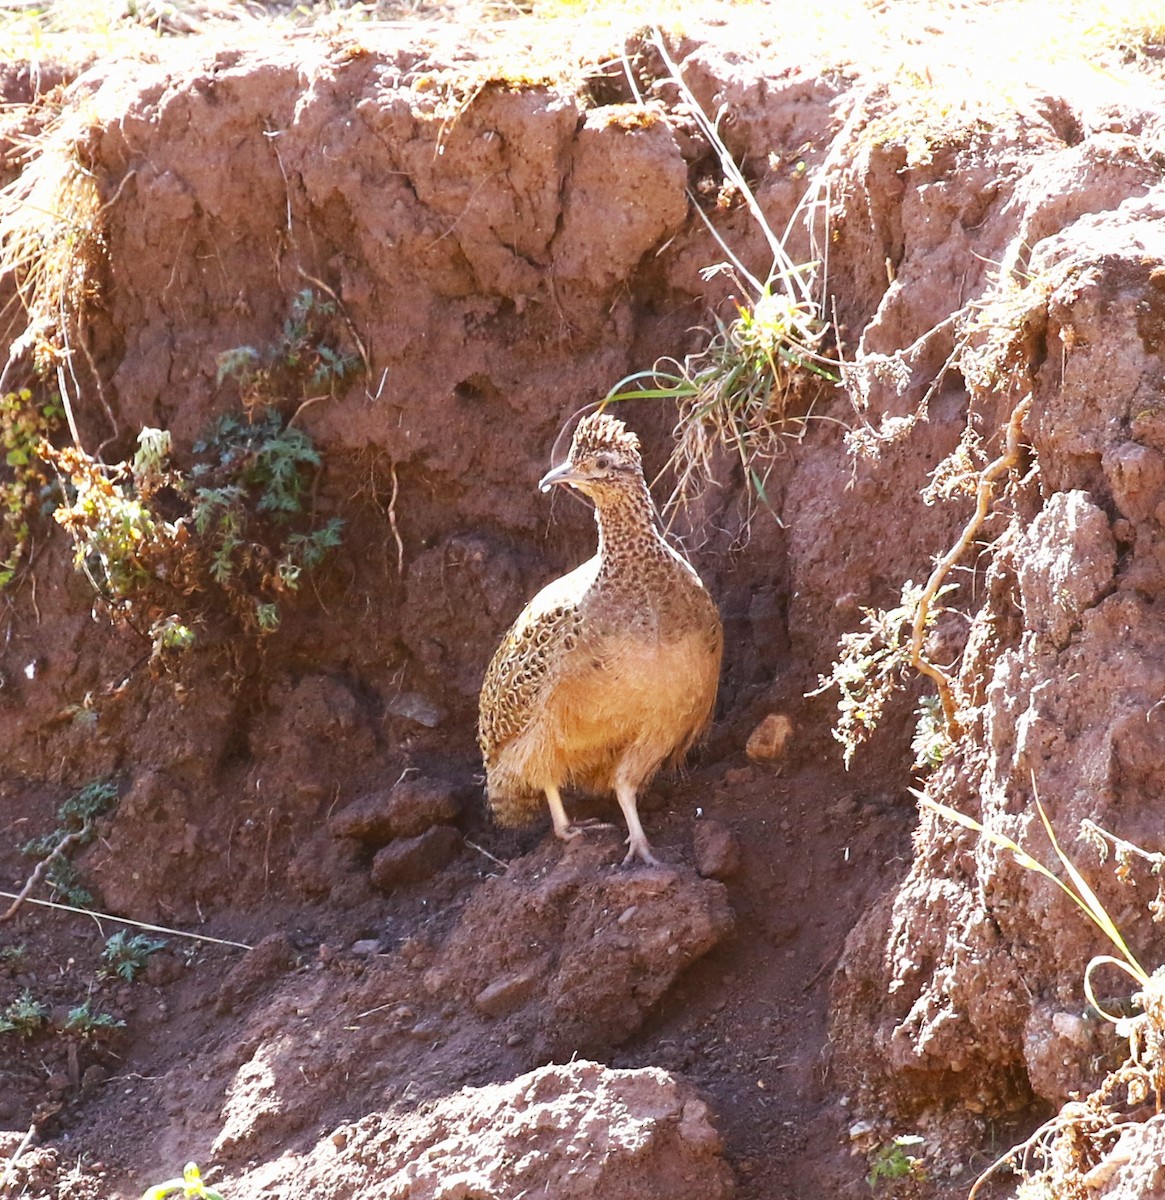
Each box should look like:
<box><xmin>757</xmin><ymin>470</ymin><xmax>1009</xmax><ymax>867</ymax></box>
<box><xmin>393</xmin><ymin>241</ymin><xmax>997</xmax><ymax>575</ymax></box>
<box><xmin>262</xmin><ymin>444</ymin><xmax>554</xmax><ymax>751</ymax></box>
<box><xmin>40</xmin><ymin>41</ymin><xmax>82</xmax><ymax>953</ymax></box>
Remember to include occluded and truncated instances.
<box><xmin>477</xmin><ymin>560</ymin><xmax>595</xmax><ymax>762</ymax></box>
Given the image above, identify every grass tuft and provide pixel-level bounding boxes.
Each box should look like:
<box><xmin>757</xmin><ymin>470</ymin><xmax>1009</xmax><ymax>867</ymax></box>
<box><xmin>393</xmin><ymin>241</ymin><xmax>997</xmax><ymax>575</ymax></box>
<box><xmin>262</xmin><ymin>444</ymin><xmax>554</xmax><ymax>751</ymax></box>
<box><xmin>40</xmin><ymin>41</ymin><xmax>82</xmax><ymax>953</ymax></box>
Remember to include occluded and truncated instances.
<box><xmin>604</xmin><ymin>27</ymin><xmax>839</xmax><ymax>531</ymax></box>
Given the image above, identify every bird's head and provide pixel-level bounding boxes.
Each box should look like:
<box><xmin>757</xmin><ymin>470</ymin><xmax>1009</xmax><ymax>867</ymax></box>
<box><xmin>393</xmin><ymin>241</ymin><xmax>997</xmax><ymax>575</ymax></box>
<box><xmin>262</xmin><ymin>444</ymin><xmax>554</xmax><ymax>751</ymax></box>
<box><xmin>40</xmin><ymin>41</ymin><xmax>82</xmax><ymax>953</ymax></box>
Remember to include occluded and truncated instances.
<box><xmin>539</xmin><ymin>411</ymin><xmax>643</xmax><ymax>499</ymax></box>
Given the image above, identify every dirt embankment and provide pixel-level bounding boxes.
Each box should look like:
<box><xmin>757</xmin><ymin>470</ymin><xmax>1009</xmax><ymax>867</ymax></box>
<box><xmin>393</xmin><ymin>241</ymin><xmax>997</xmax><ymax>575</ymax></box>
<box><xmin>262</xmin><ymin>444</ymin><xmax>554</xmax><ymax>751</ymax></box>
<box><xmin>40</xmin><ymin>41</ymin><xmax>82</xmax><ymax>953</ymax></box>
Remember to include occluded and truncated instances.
<box><xmin>2</xmin><ymin>12</ymin><xmax>1165</xmax><ymax>1200</ymax></box>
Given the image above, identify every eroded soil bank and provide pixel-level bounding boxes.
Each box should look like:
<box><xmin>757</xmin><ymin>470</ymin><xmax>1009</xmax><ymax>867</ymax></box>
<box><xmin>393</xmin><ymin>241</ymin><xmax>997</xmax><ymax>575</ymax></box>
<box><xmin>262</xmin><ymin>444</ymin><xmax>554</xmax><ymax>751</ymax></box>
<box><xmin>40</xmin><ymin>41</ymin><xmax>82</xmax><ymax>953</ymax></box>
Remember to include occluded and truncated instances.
<box><xmin>2</xmin><ymin>8</ymin><xmax>1165</xmax><ymax>1199</ymax></box>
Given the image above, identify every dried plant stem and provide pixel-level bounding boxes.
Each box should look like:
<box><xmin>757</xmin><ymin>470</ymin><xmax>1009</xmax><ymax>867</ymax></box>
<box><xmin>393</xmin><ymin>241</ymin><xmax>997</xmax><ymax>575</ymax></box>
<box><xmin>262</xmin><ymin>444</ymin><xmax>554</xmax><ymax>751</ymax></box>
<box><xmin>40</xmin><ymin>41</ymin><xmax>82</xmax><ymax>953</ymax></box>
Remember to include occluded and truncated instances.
<box><xmin>0</xmin><ymin>819</ymin><xmax>92</xmax><ymax>921</ymax></box>
<box><xmin>0</xmin><ymin>891</ymin><xmax>252</xmax><ymax>950</ymax></box>
<box><xmin>387</xmin><ymin>462</ymin><xmax>403</xmax><ymax>575</ymax></box>
<box><xmin>910</xmin><ymin>392</ymin><xmax>1032</xmax><ymax>738</ymax></box>
<box><xmin>0</xmin><ymin>1123</ymin><xmax>37</xmax><ymax>1195</ymax></box>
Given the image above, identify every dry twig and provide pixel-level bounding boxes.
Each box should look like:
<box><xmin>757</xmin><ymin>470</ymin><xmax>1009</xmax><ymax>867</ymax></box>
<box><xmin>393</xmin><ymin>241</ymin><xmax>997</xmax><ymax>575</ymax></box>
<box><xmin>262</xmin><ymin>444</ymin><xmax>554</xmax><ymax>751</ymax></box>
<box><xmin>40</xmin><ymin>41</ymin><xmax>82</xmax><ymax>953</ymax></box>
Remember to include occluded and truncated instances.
<box><xmin>910</xmin><ymin>391</ymin><xmax>1032</xmax><ymax>737</ymax></box>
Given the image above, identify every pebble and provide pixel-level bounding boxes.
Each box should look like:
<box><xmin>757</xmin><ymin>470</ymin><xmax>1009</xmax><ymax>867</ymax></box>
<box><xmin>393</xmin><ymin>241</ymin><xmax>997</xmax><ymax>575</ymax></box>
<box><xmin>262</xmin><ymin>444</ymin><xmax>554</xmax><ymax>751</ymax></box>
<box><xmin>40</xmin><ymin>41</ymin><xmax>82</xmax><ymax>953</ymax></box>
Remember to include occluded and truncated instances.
<box><xmin>693</xmin><ymin>819</ymin><xmax>743</xmax><ymax>880</ymax></box>
<box><xmin>745</xmin><ymin>713</ymin><xmax>794</xmax><ymax>761</ymax></box>
<box><xmin>370</xmin><ymin>825</ymin><xmax>462</xmax><ymax>891</ymax></box>
<box><xmin>330</xmin><ymin>778</ymin><xmax>460</xmax><ymax>845</ymax></box>
<box><xmin>473</xmin><ymin>970</ymin><xmax>539</xmax><ymax>1019</ymax></box>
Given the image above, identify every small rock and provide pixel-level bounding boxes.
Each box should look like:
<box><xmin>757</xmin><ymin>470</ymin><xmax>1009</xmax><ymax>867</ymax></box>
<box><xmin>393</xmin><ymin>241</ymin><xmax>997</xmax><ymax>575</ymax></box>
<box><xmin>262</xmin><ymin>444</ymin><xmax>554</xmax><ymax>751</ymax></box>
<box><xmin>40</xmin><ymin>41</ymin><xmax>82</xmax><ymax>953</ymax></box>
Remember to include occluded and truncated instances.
<box><xmin>331</xmin><ymin>778</ymin><xmax>462</xmax><ymax>845</ymax></box>
<box><xmin>348</xmin><ymin>939</ymin><xmax>381</xmax><ymax>957</ymax></box>
<box><xmin>288</xmin><ymin>831</ymin><xmax>364</xmax><ymax>899</ymax></box>
<box><xmin>745</xmin><ymin>713</ymin><xmax>793</xmax><ymax>762</ymax></box>
<box><xmin>370</xmin><ymin>825</ymin><xmax>462</xmax><ymax>891</ymax></box>
<box><xmin>693</xmin><ymin>819</ymin><xmax>742</xmax><ymax>880</ymax></box>
<box><xmin>723</xmin><ymin>766</ymin><xmax>754</xmax><ymax>788</ymax></box>
<box><xmin>143</xmin><ymin>951</ymin><xmax>186</xmax><ymax>987</ymax></box>
<box><xmin>0</xmin><ymin>1130</ymin><xmax>23</xmax><ymax>1153</ymax></box>
<box><xmin>80</xmin><ymin>1065</ymin><xmax>108</xmax><ymax>1093</ymax></box>
<box><xmin>474</xmin><ymin>968</ymin><xmax>541</xmax><ymax>1018</ymax></box>
<box><xmin>678</xmin><ymin>1098</ymin><xmax>722</xmax><ymax>1153</ymax></box>
<box><xmin>214</xmin><ymin>933</ymin><xmax>295</xmax><ymax>1015</ymax></box>
<box><xmin>1051</xmin><ymin>1010</ymin><xmax>1091</xmax><ymax>1048</ymax></box>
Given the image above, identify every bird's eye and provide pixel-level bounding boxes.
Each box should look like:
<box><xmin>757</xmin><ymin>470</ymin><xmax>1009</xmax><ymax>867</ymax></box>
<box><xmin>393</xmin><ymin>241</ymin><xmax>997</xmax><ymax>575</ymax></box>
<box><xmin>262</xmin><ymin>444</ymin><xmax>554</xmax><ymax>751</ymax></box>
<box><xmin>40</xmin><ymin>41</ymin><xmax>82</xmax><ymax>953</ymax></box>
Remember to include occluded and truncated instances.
<box><xmin>594</xmin><ymin>454</ymin><xmax>613</xmax><ymax>471</ymax></box>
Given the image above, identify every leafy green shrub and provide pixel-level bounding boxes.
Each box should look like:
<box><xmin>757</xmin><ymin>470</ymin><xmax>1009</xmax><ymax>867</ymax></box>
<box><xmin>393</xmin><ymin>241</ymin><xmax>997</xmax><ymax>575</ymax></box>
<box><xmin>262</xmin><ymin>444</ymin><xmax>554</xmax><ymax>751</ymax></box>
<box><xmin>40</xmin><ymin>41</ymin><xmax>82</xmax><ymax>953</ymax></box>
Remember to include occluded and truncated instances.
<box><xmin>28</xmin><ymin>287</ymin><xmax>352</xmax><ymax>650</ymax></box>
<box><xmin>46</xmin><ymin>407</ymin><xmax>342</xmax><ymax>645</ymax></box>
<box><xmin>215</xmin><ymin>287</ymin><xmax>359</xmax><ymax>410</ymax></box>
<box><xmin>141</xmin><ymin>1162</ymin><xmax>225</xmax><ymax>1200</ymax></box>
<box><xmin>868</xmin><ymin>1136</ymin><xmax>928</xmax><ymax>1189</ymax></box>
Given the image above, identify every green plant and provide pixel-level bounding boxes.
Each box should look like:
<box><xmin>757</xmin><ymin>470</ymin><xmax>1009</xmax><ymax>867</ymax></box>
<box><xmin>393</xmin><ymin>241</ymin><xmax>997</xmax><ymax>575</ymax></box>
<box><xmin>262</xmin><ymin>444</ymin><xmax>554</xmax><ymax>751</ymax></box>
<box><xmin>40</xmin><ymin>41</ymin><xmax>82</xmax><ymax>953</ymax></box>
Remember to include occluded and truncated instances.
<box><xmin>921</xmin><ymin>790</ymin><xmax>1153</xmax><ymax>1014</ymax></box>
<box><xmin>215</xmin><ymin>287</ymin><xmax>359</xmax><ymax>410</ymax></box>
<box><xmin>0</xmin><ymin>387</ymin><xmax>63</xmax><ymax>587</ymax></box>
<box><xmin>141</xmin><ymin>1161</ymin><xmax>225</xmax><ymax>1200</ymax></box>
<box><xmin>0</xmin><ymin>944</ymin><xmax>26</xmax><ymax>967</ymax></box>
<box><xmin>0</xmin><ymin>989</ymin><xmax>49</xmax><ymax>1036</ymax></box>
<box><xmin>64</xmin><ymin>998</ymin><xmax>125</xmax><ymax>1037</ymax></box>
<box><xmin>100</xmin><ymin>931</ymin><xmax>167</xmax><ymax>982</ymax></box>
<box><xmin>45</xmin><ymin>408</ymin><xmax>343</xmax><ymax>644</ymax></box>
<box><xmin>867</xmin><ymin>1136</ymin><xmax>928</xmax><ymax>1188</ymax></box>
<box><xmin>817</xmin><ymin>391</ymin><xmax>1032</xmax><ymax>766</ymax></box>
<box><xmin>37</xmin><ymin>286</ymin><xmax>352</xmax><ymax>648</ymax></box>
<box><xmin>810</xmin><ymin>581</ymin><xmax>956</xmax><ymax>768</ymax></box>
<box><xmin>19</xmin><ymin>778</ymin><xmax>118</xmax><ymax>906</ymax></box>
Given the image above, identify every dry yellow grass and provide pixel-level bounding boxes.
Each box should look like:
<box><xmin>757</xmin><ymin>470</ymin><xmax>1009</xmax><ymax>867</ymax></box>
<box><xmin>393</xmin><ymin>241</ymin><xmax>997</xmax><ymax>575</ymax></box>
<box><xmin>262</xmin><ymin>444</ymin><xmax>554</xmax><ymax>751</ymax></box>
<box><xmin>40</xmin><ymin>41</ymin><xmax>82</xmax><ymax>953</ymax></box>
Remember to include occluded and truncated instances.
<box><xmin>1</xmin><ymin>0</ymin><xmax>1162</xmax><ymax>98</ymax></box>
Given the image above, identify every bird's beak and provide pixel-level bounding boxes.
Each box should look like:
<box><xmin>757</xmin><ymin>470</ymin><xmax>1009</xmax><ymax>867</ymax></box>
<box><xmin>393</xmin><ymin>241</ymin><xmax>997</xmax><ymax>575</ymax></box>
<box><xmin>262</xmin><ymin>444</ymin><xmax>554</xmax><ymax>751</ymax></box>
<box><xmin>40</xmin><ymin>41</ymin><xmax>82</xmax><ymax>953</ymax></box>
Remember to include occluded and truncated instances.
<box><xmin>539</xmin><ymin>461</ymin><xmax>585</xmax><ymax>493</ymax></box>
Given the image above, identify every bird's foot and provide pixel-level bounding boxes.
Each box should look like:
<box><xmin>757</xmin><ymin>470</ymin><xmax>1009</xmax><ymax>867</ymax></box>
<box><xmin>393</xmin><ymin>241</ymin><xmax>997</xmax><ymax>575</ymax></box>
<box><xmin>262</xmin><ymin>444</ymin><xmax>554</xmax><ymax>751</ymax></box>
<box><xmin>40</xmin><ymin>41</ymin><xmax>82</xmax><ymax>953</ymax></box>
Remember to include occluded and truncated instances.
<box><xmin>622</xmin><ymin>835</ymin><xmax>661</xmax><ymax>867</ymax></box>
<box><xmin>554</xmin><ymin>818</ymin><xmax>615</xmax><ymax>842</ymax></box>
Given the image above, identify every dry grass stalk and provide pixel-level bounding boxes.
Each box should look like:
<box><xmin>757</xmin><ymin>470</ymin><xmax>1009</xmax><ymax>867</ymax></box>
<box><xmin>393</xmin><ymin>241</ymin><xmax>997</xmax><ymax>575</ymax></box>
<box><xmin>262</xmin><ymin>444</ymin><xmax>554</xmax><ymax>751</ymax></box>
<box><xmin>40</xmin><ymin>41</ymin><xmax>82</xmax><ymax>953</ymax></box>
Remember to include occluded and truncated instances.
<box><xmin>0</xmin><ymin>111</ymin><xmax>108</xmax><ymax>445</ymax></box>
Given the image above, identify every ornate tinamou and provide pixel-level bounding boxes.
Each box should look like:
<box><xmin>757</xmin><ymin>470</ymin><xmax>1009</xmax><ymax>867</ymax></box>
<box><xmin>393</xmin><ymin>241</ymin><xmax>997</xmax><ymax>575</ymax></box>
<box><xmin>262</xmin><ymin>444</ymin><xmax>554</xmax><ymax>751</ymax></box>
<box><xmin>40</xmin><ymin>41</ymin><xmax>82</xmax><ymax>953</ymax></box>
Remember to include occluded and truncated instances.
<box><xmin>478</xmin><ymin>412</ymin><xmax>722</xmax><ymax>865</ymax></box>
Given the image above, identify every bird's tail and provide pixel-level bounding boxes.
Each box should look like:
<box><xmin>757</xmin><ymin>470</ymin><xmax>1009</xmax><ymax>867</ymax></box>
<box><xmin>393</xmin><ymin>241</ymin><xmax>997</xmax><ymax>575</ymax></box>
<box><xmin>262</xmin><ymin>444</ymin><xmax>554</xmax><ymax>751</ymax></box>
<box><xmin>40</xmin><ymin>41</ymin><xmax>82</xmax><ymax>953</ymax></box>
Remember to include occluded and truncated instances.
<box><xmin>486</xmin><ymin>779</ymin><xmax>545</xmax><ymax>829</ymax></box>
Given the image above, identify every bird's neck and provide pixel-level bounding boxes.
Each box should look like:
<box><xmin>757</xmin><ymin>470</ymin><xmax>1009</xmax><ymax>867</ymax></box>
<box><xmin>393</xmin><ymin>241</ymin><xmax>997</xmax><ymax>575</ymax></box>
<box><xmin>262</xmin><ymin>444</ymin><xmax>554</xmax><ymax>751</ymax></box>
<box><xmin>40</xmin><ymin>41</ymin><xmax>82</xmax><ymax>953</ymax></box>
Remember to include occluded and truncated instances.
<box><xmin>594</xmin><ymin>481</ymin><xmax>669</xmax><ymax>571</ymax></box>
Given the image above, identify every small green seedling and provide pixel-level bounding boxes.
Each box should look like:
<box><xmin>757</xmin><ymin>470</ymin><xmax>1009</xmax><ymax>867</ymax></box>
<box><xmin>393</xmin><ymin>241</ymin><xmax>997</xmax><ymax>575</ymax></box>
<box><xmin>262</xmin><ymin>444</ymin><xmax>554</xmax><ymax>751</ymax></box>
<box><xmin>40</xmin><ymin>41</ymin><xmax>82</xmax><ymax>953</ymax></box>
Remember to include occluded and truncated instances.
<box><xmin>100</xmin><ymin>931</ymin><xmax>167</xmax><ymax>982</ymax></box>
<box><xmin>64</xmin><ymin>999</ymin><xmax>125</xmax><ymax>1038</ymax></box>
<box><xmin>141</xmin><ymin>1162</ymin><xmax>225</xmax><ymax>1200</ymax></box>
<box><xmin>0</xmin><ymin>989</ymin><xmax>49</xmax><ymax>1036</ymax></box>
<box><xmin>868</xmin><ymin>1136</ymin><xmax>928</xmax><ymax>1189</ymax></box>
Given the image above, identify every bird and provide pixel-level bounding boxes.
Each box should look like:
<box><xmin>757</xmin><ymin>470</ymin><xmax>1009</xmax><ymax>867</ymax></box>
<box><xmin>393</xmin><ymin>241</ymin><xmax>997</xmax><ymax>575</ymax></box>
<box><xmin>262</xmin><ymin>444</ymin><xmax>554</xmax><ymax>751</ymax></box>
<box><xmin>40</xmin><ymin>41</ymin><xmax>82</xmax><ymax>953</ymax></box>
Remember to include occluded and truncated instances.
<box><xmin>478</xmin><ymin>410</ymin><xmax>723</xmax><ymax>865</ymax></box>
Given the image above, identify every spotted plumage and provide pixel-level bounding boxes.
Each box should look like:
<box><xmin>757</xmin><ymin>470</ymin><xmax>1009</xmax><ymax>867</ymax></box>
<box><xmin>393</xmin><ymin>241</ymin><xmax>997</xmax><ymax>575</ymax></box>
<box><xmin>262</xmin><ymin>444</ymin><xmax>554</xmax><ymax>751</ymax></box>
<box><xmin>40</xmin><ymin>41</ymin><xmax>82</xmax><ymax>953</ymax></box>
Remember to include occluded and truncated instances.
<box><xmin>477</xmin><ymin>410</ymin><xmax>723</xmax><ymax>865</ymax></box>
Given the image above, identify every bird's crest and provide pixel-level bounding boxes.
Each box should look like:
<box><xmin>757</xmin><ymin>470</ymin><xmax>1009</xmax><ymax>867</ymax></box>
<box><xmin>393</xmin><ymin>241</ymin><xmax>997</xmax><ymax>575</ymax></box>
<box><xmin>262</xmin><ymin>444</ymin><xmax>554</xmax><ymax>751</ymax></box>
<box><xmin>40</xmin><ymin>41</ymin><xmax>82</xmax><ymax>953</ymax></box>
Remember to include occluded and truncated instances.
<box><xmin>570</xmin><ymin>410</ymin><xmax>641</xmax><ymax>463</ymax></box>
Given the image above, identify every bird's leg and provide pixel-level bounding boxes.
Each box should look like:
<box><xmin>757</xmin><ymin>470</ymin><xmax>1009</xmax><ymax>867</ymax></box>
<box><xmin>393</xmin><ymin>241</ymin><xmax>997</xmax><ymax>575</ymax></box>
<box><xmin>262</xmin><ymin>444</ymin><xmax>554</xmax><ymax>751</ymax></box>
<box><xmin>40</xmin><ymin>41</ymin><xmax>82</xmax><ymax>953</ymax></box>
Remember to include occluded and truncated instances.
<box><xmin>614</xmin><ymin>780</ymin><xmax>660</xmax><ymax>867</ymax></box>
<box><xmin>545</xmin><ymin>784</ymin><xmax>613</xmax><ymax>842</ymax></box>
<box><xmin>544</xmin><ymin>783</ymin><xmax>578</xmax><ymax>840</ymax></box>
